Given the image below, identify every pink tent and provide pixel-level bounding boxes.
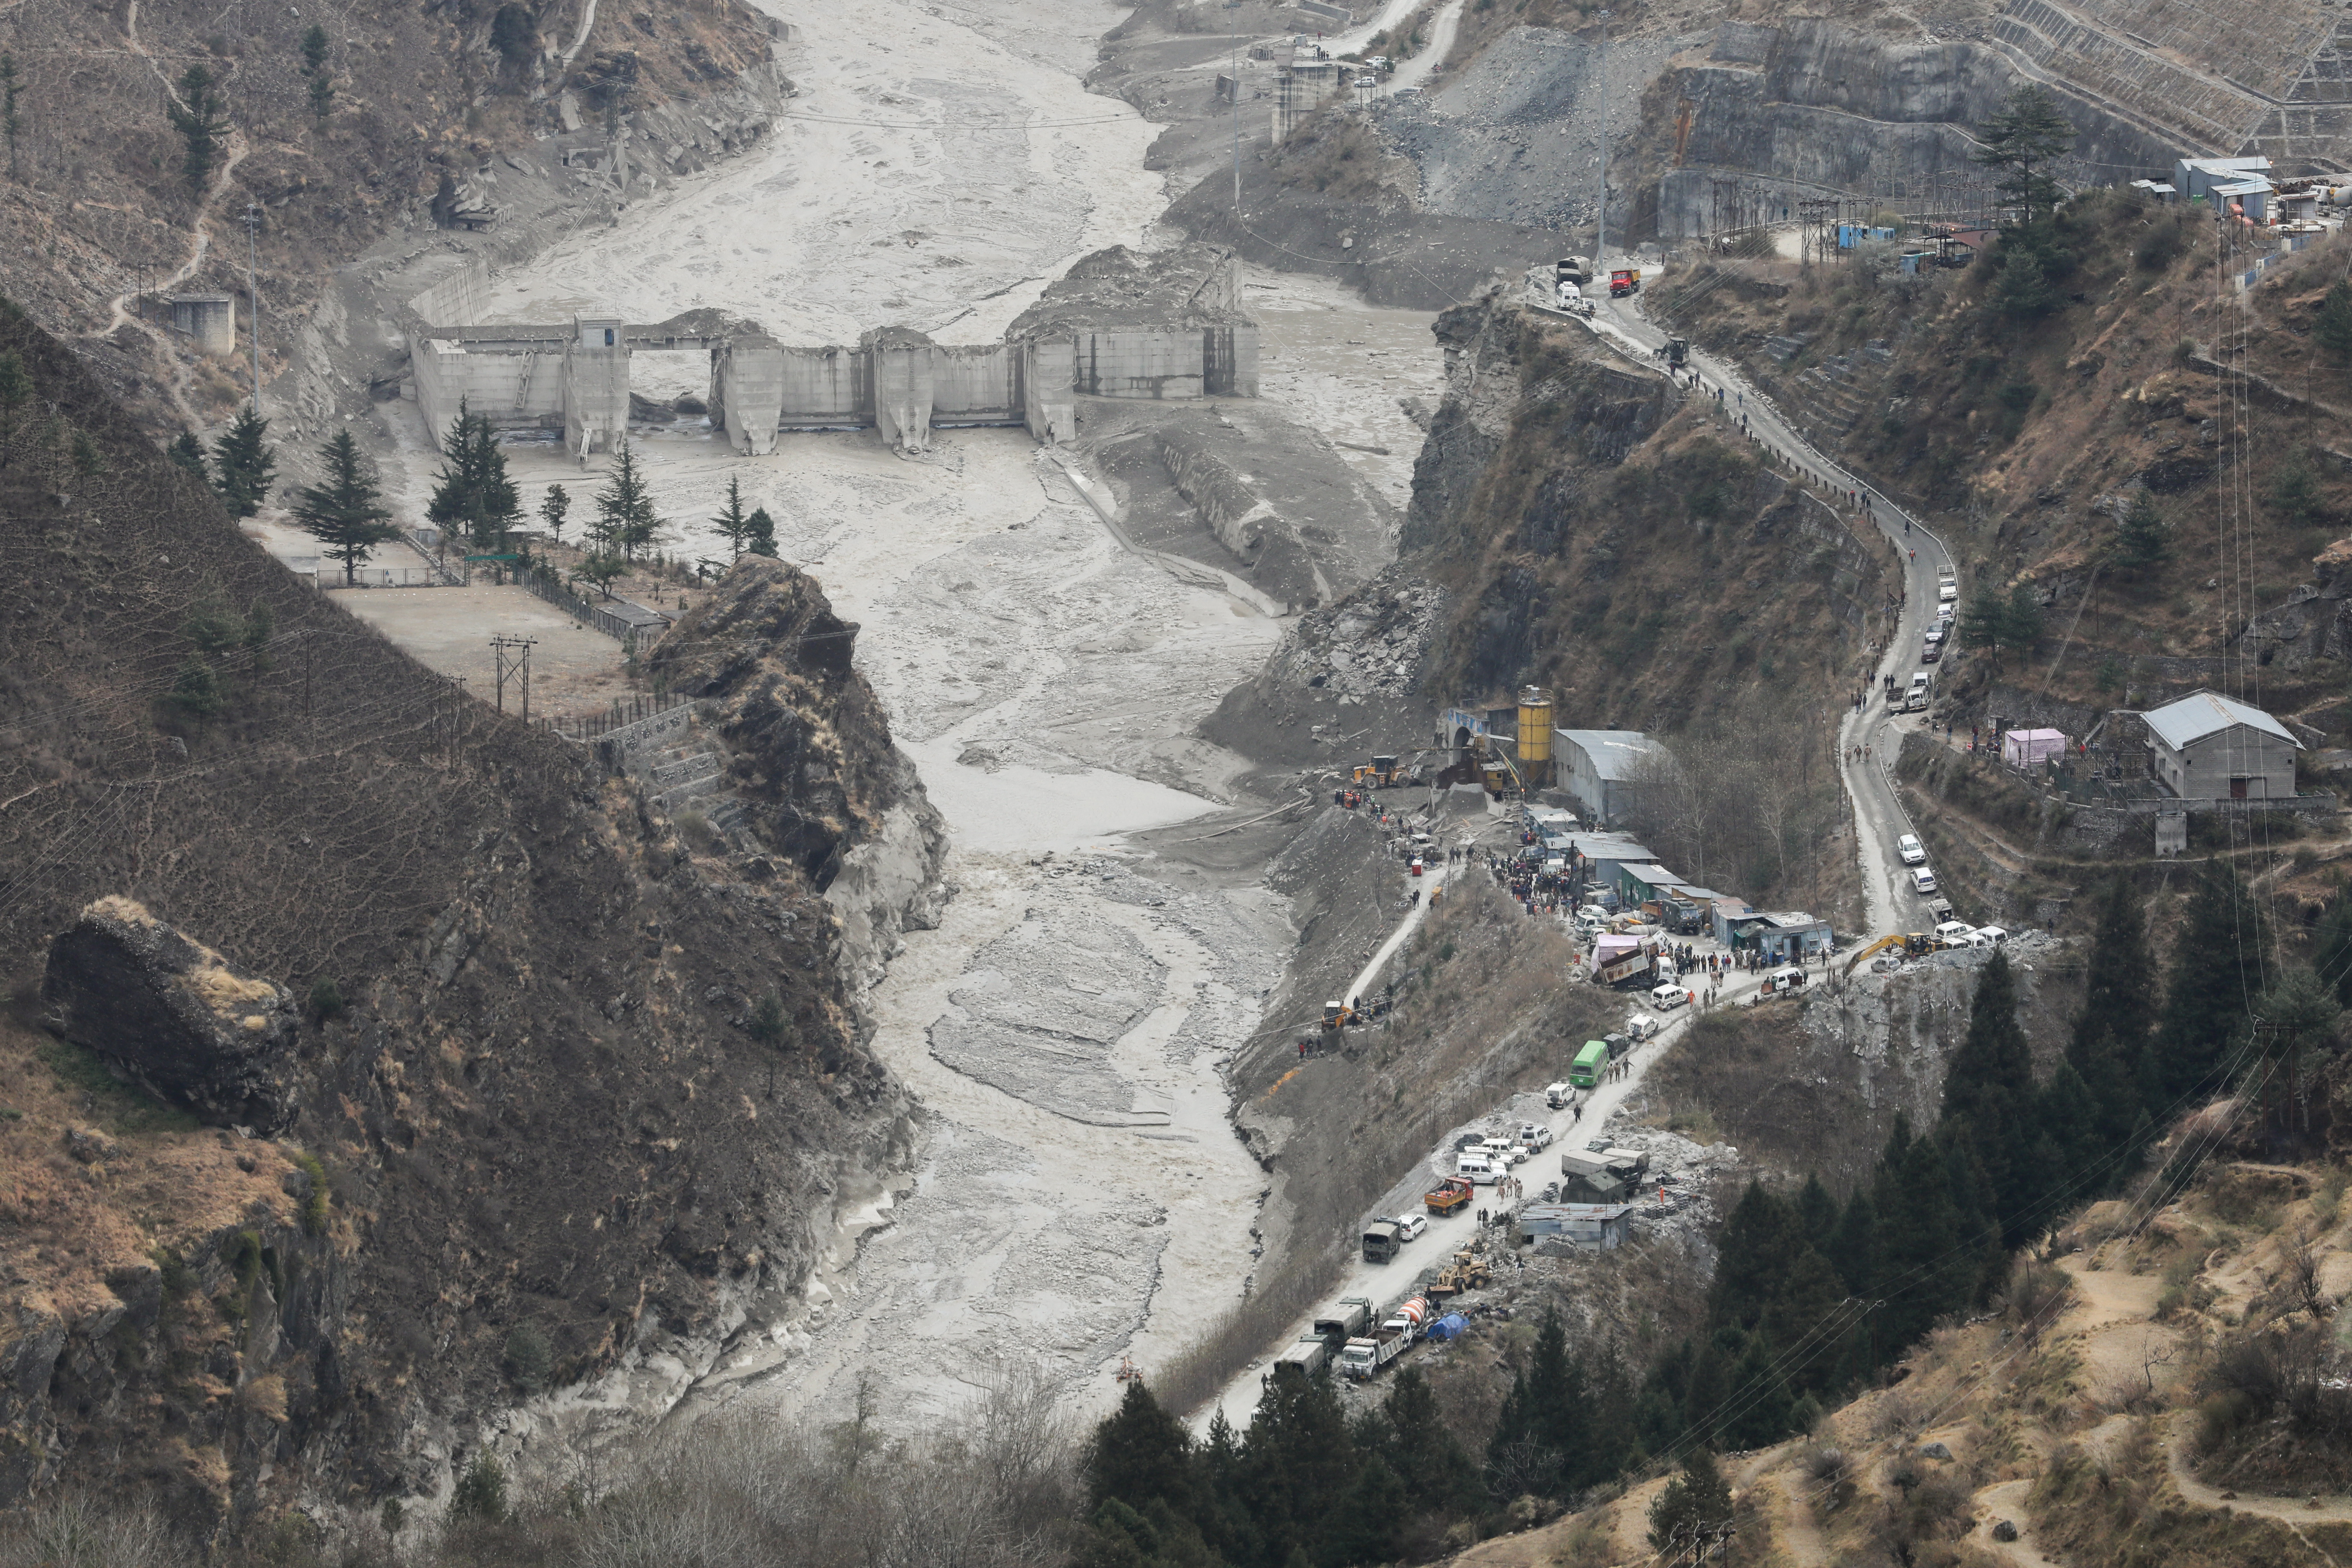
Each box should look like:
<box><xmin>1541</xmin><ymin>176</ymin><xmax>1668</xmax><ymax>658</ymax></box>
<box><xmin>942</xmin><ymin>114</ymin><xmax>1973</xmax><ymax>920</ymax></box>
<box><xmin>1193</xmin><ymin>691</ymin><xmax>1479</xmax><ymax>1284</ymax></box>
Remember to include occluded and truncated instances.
<box><xmin>2001</xmin><ymin>728</ymin><xmax>2068</xmax><ymax>768</ymax></box>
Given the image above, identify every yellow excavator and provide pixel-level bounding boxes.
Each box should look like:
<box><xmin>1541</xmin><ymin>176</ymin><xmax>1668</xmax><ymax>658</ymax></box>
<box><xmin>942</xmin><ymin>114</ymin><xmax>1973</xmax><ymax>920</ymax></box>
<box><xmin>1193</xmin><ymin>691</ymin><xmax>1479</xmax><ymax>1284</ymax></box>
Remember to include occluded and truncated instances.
<box><xmin>1844</xmin><ymin>932</ymin><xmax>1933</xmax><ymax>977</ymax></box>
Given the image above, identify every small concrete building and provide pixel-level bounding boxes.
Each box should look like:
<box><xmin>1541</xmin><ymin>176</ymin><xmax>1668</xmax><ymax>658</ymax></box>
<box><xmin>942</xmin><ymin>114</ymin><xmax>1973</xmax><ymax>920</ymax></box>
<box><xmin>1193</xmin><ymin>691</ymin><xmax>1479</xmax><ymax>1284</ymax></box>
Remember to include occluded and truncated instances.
<box><xmin>1554</xmin><ymin>729</ymin><xmax>1664</xmax><ymax>827</ymax></box>
<box><xmin>1519</xmin><ymin>1202</ymin><xmax>1635</xmax><ymax>1250</ymax></box>
<box><xmin>168</xmin><ymin>293</ymin><xmax>237</xmax><ymax>358</ymax></box>
<box><xmin>1715</xmin><ymin>906</ymin><xmax>1832</xmax><ymax>959</ymax></box>
<box><xmin>2142</xmin><ymin>690</ymin><xmax>2301</xmax><ymax>800</ymax></box>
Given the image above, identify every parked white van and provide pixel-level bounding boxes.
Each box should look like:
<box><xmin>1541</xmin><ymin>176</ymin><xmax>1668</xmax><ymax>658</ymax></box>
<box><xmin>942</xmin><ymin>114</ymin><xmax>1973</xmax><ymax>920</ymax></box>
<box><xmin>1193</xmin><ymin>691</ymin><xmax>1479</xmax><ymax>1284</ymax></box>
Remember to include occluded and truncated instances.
<box><xmin>1456</xmin><ymin>1152</ymin><xmax>1498</xmax><ymax>1185</ymax></box>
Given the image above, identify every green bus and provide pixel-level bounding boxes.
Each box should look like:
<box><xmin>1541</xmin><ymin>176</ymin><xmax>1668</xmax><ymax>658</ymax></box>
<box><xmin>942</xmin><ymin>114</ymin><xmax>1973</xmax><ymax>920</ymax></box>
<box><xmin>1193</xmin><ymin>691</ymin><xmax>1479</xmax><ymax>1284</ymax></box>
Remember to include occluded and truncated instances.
<box><xmin>1569</xmin><ymin>1039</ymin><xmax>1609</xmax><ymax>1088</ymax></box>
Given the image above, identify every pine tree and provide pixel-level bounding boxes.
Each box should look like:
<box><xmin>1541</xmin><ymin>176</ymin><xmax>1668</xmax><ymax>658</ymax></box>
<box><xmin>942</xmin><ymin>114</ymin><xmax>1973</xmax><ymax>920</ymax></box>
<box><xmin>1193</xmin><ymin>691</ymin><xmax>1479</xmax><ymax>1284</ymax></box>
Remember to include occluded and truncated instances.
<box><xmin>2114</xmin><ymin>490</ymin><xmax>2170</xmax><ymax>570</ymax></box>
<box><xmin>1708</xmin><ymin>1181</ymin><xmax>1805</xmax><ymax>1333</ymax></box>
<box><xmin>2319</xmin><ymin>281</ymin><xmax>2352</xmax><ymax>367</ymax></box>
<box><xmin>1382</xmin><ymin>1369</ymin><xmax>1480</xmax><ymax>1516</ymax></box>
<box><xmin>1941</xmin><ymin>951</ymin><xmax>2039</xmax><ymax>1244</ymax></box>
<box><xmin>572</xmin><ymin>550</ymin><xmax>626</xmax><ymax>601</ymax></box>
<box><xmin>1719</xmin><ymin>1334</ymin><xmax>1794</xmax><ymax>1451</ymax></box>
<box><xmin>1826</xmin><ymin>1187</ymin><xmax>1877</xmax><ymax>1299</ymax></box>
<box><xmin>1085</xmin><ymin>1380</ymin><xmax>1194</xmax><ymax>1514</ymax></box>
<box><xmin>712</xmin><ymin>474</ymin><xmax>760</xmax><ymax>561</ymax></box>
<box><xmin>1236</xmin><ymin>1363</ymin><xmax>1356</xmax><ymax>1567</ymax></box>
<box><xmin>301</xmin><ymin>23</ymin><xmax>328</xmax><ymax>72</ymax></box>
<box><xmin>166</xmin><ymin>64</ymin><xmax>228</xmax><ymax>193</ymax></box>
<box><xmin>1525</xmin><ymin>1308</ymin><xmax>1592</xmax><ymax>1491</ymax></box>
<box><xmin>291</xmin><ymin>429</ymin><xmax>396</xmax><ymax>585</ymax></box>
<box><xmin>2034</xmin><ymin>1057</ymin><xmax>2105</xmax><ymax>1199</ymax></box>
<box><xmin>746</xmin><ymin>505</ymin><xmax>778</xmax><ymax>557</ymax></box>
<box><xmin>1958</xmin><ymin>589</ymin><xmax>2009</xmax><ymax>663</ymax></box>
<box><xmin>538</xmin><ymin>482</ymin><xmax>570</xmax><ymax>545</ymax></box>
<box><xmin>308</xmin><ymin>72</ymin><xmax>334</xmax><ymax>121</ymax></box>
<box><xmin>1646</xmin><ymin>1450</ymin><xmax>1732</xmax><ymax>1557</ymax></box>
<box><xmin>1760</xmin><ymin>1246</ymin><xmax>1851</xmax><ymax>1396</ymax></box>
<box><xmin>1795</xmin><ymin>1172</ymin><xmax>1838</xmax><ymax>1251</ymax></box>
<box><xmin>2069</xmin><ymin>877</ymin><xmax>2157</xmax><ymax>1155</ymax></box>
<box><xmin>210</xmin><ymin>406</ymin><xmax>276</xmax><ymax>517</ymax></box>
<box><xmin>2147</xmin><ymin>860</ymin><xmax>2268</xmax><ymax>1107</ymax></box>
<box><xmin>1681</xmin><ymin>1330</ymin><xmax>1734</xmax><ymax>1440</ymax></box>
<box><xmin>2002</xmin><ymin>585</ymin><xmax>2045</xmax><ymax>659</ymax></box>
<box><xmin>426</xmin><ymin>399</ymin><xmax>520</xmax><ymax>553</ymax></box>
<box><xmin>1877</xmin><ymin>1131</ymin><xmax>1970</xmax><ymax>1349</ymax></box>
<box><xmin>1635</xmin><ymin>1341</ymin><xmax>1693</xmax><ymax>1459</ymax></box>
<box><xmin>591</xmin><ymin>438</ymin><xmax>661</xmax><ymax>562</ymax></box>
<box><xmin>167</xmin><ymin>430</ymin><xmax>210</xmax><ymax>485</ymax></box>
<box><xmin>1971</xmin><ymin>85</ymin><xmax>2074</xmax><ymax>228</ymax></box>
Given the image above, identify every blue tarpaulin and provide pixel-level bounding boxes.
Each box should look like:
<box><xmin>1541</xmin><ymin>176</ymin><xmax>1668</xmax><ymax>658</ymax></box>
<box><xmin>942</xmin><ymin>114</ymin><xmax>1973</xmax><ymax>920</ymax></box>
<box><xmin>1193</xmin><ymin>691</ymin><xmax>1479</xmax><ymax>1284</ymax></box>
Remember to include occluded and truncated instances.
<box><xmin>1426</xmin><ymin>1314</ymin><xmax>1469</xmax><ymax>1342</ymax></box>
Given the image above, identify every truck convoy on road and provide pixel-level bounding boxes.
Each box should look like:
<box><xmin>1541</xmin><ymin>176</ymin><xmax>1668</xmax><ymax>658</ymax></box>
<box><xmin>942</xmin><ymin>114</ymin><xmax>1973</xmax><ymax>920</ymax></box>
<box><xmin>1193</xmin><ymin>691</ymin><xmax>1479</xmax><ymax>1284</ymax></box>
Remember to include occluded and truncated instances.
<box><xmin>1338</xmin><ymin>1295</ymin><xmax>1430</xmax><ymax>1380</ymax></box>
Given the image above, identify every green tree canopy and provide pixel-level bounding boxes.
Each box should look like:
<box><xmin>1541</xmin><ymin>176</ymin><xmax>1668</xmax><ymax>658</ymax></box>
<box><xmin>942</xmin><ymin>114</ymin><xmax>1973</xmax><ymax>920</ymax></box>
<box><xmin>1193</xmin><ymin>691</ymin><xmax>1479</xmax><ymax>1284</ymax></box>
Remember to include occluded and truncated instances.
<box><xmin>167</xmin><ymin>430</ymin><xmax>210</xmax><ymax>484</ymax></box>
<box><xmin>291</xmin><ymin>429</ymin><xmax>397</xmax><ymax>585</ymax></box>
<box><xmin>538</xmin><ymin>482</ymin><xmax>570</xmax><ymax>544</ymax></box>
<box><xmin>1647</xmin><ymin>1450</ymin><xmax>1732</xmax><ymax>1556</ymax></box>
<box><xmin>591</xmin><ymin>438</ymin><xmax>661</xmax><ymax>561</ymax></box>
<box><xmin>210</xmin><ymin>406</ymin><xmax>277</xmax><ymax>517</ymax></box>
<box><xmin>2114</xmin><ymin>490</ymin><xmax>2170</xmax><ymax>570</ymax></box>
<box><xmin>166</xmin><ymin>65</ymin><xmax>228</xmax><ymax>192</ymax></box>
<box><xmin>1972</xmin><ymin>85</ymin><xmax>2074</xmax><ymax>227</ymax></box>
<box><xmin>2318</xmin><ymin>281</ymin><xmax>2352</xmax><ymax>366</ymax></box>
<box><xmin>425</xmin><ymin>399</ymin><xmax>521</xmax><ymax>552</ymax></box>
<box><xmin>2147</xmin><ymin>860</ymin><xmax>2269</xmax><ymax>1105</ymax></box>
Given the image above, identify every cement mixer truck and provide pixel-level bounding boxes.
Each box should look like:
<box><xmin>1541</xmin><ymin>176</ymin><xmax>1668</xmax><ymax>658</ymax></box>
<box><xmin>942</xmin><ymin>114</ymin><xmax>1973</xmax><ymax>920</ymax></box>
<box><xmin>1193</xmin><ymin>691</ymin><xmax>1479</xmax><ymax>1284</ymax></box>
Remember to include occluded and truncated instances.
<box><xmin>1336</xmin><ymin>1295</ymin><xmax>1430</xmax><ymax>1380</ymax></box>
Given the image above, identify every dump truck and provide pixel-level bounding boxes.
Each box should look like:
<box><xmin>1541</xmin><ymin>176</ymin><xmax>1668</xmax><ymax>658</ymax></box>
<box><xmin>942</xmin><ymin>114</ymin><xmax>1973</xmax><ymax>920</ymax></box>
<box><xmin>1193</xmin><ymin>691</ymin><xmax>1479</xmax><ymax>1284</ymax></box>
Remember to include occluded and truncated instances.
<box><xmin>1337</xmin><ymin>1295</ymin><xmax>1429</xmax><ymax>1381</ymax></box>
<box><xmin>1609</xmin><ymin>267</ymin><xmax>1642</xmax><ymax>297</ymax></box>
<box><xmin>1424</xmin><ymin>1175</ymin><xmax>1475</xmax><ymax>1217</ymax></box>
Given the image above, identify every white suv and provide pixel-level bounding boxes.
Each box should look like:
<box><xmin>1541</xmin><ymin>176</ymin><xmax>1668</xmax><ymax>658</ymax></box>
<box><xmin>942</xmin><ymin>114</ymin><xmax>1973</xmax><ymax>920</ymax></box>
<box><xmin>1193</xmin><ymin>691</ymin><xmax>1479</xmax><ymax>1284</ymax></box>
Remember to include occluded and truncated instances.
<box><xmin>1896</xmin><ymin>834</ymin><xmax>1925</xmax><ymax>865</ymax></box>
<box><xmin>1911</xmin><ymin>867</ymin><xmax>1939</xmax><ymax>894</ymax></box>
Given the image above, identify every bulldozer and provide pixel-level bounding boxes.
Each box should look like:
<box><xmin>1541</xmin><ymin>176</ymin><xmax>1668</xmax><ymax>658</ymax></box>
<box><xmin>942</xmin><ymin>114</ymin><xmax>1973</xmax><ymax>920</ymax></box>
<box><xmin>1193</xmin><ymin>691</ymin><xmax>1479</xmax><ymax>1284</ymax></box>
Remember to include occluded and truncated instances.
<box><xmin>1426</xmin><ymin>1249</ymin><xmax>1494</xmax><ymax>1299</ymax></box>
<box><xmin>1351</xmin><ymin>754</ymin><xmax>1404</xmax><ymax>787</ymax></box>
<box><xmin>1843</xmin><ymin>932</ymin><xmax>1932</xmax><ymax>977</ymax></box>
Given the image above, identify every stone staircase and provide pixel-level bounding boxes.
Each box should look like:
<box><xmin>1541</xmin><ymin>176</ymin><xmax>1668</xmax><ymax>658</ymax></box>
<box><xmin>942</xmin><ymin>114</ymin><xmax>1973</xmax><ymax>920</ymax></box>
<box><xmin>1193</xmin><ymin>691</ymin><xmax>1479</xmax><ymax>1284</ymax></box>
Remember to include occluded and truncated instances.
<box><xmin>579</xmin><ymin>701</ymin><xmax>747</xmax><ymax>844</ymax></box>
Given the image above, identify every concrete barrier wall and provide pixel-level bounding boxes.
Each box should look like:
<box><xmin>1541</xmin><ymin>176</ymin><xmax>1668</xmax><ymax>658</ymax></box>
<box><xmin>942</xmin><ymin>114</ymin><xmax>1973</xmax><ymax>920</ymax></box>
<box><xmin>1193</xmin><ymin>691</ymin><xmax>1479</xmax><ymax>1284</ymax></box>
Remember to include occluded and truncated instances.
<box><xmin>564</xmin><ymin>344</ymin><xmax>631</xmax><ymax>455</ymax></box>
<box><xmin>777</xmin><ymin>346</ymin><xmax>869</xmax><ymax>426</ymax></box>
<box><xmin>930</xmin><ymin>343</ymin><xmax>1022</xmax><ymax>424</ymax></box>
<box><xmin>1073</xmin><ymin>330</ymin><xmax>1205</xmax><ymax>399</ymax></box>
<box><xmin>414</xmin><ymin>343</ymin><xmax>565</xmax><ymax>448</ymax></box>
<box><xmin>408</xmin><ymin>259</ymin><xmax>492</xmax><ymax>330</ymax></box>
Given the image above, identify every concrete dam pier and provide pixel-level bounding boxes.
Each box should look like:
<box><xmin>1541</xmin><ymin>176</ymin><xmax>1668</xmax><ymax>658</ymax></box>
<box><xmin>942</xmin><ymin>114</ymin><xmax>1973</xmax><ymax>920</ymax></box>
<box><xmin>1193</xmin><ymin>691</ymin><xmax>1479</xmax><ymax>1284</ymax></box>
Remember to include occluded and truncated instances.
<box><xmin>406</xmin><ymin>244</ymin><xmax>1261</xmax><ymax>458</ymax></box>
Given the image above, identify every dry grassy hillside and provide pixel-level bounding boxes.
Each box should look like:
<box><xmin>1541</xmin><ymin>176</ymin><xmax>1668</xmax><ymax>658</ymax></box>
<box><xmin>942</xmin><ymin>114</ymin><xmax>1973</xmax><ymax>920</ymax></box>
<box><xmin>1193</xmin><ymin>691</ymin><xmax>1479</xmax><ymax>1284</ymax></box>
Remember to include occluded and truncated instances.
<box><xmin>0</xmin><ymin>300</ymin><xmax>910</xmax><ymax>1529</ymax></box>
<box><xmin>1438</xmin><ymin>1143</ymin><xmax>2352</xmax><ymax>1568</ymax></box>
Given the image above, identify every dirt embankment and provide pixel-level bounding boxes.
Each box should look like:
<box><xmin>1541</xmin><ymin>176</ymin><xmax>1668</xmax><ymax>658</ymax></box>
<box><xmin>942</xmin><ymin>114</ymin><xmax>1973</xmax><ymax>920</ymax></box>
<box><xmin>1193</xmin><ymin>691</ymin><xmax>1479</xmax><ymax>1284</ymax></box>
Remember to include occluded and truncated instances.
<box><xmin>0</xmin><ymin>308</ymin><xmax>921</xmax><ymax>1525</ymax></box>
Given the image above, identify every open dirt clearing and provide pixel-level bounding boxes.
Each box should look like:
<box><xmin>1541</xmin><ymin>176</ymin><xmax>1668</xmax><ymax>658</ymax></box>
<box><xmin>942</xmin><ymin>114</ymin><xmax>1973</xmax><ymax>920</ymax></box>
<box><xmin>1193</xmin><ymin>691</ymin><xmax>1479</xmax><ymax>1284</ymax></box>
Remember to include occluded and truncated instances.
<box><xmin>329</xmin><ymin>586</ymin><xmax>632</xmax><ymax>718</ymax></box>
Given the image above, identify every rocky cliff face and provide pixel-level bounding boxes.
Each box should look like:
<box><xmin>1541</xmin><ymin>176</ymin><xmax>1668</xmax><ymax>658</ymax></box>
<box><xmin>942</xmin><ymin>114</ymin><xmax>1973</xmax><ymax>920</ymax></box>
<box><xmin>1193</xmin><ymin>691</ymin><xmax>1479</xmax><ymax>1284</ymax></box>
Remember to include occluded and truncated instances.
<box><xmin>647</xmin><ymin>557</ymin><xmax>951</xmax><ymax>1004</ymax></box>
<box><xmin>0</xmin><ymin>309</ymin><xmax>928</xmax><ymax>1530</ymax></box>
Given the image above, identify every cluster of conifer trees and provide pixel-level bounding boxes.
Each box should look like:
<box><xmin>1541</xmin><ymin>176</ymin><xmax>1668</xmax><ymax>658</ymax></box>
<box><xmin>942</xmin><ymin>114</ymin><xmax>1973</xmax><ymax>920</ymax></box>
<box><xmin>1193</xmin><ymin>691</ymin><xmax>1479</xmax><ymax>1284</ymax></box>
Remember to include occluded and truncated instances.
<box><xmin>1080</xmin><ymin>863</ymin><xmax>2332</xmax><ymax>1566</ymax></box>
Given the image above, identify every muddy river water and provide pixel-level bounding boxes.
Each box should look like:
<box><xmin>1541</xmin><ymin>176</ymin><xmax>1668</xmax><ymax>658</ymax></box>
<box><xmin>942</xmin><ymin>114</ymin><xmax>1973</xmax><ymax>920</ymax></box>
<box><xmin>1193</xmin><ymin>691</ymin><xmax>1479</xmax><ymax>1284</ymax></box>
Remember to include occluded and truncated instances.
<box><xmin>394</xmin><ymin>0</ymin><xmax>1448</xmax><ymax>1434</ymax></box>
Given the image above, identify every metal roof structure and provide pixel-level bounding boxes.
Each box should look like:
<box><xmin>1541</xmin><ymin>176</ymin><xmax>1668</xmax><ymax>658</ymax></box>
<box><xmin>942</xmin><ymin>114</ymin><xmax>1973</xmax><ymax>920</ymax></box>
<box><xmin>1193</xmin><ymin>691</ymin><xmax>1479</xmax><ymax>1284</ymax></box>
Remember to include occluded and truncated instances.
<box><xmin>1557</xmin><ymin>729</ymin><xmax>1662</xmax><ymax>782</ymax></box>
<box><xmin>2142</xmin><ymin>690</ymin><xmax>2299</xmax><ymax>751</ymax></box>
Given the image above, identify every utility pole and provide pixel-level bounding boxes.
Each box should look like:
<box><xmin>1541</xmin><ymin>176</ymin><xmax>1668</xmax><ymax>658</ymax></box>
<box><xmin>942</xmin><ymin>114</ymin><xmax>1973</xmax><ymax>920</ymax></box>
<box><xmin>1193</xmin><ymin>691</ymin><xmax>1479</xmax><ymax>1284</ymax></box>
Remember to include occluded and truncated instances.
<box><xmin>490</xmin><ymin>635</ymin><xmax>537</xmax><ymax>720</ymax></box>
<box><xmin>1594</xmin><ymin>9</ymin><xmax>1610</xmax><ymax>276</ymax></box>
<box><xmin>242</xmin><ymin>203</ymin><xmax>263</xmax><ymax>409</ymax></box>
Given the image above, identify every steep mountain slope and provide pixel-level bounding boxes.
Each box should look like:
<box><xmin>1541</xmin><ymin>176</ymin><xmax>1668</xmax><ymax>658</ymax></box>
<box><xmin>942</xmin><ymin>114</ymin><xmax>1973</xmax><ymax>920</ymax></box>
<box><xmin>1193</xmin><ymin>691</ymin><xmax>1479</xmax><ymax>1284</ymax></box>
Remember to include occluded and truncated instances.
<box><xmin>0</xmin><ymin>300</ymin><xmax>930</xmax><ymax>1528</ymax></box>
<box><xmin>1656</xmin><ymin>193</ymin><xmax>2352</xmax><ymax>756</ymax></box>
<box><xmin>0</xmin><ymin>0</ymin><xmax>780</xmax><ymax>433</ymax></box>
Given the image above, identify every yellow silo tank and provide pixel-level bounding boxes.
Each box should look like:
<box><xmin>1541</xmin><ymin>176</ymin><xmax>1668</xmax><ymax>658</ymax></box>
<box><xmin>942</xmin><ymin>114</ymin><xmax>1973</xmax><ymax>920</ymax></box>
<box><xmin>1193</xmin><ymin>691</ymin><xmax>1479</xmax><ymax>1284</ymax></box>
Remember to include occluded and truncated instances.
<box><xmin>1517</xmin><ymin>686</ymin><xmax>1553</xmax><ymax>778</ymax></box>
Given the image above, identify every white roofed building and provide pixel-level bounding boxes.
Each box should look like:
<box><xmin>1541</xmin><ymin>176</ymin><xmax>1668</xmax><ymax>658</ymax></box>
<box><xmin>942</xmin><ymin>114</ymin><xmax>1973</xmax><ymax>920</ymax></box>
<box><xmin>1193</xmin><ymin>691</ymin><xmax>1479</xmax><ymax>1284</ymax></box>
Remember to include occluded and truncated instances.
<box><xmin>2141</xmin><ymin>690</ymin><xmax>2300</xmax><ymax>801</ymax></box>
